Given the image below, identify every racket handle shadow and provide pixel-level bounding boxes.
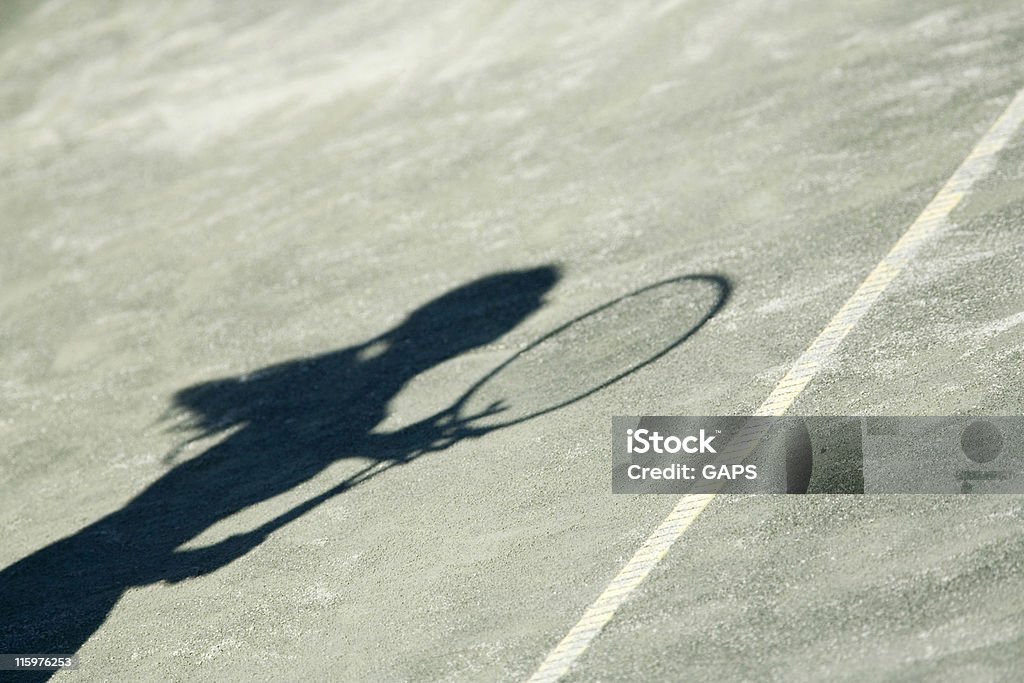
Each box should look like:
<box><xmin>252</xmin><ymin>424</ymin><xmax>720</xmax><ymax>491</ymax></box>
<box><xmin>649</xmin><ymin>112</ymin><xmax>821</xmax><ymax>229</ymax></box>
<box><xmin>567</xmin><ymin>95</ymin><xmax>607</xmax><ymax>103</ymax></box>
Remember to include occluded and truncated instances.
<box><xmin>245</xmin><ymin>459</ymin><xmax>401</xmax><ymax>540</ymax></box>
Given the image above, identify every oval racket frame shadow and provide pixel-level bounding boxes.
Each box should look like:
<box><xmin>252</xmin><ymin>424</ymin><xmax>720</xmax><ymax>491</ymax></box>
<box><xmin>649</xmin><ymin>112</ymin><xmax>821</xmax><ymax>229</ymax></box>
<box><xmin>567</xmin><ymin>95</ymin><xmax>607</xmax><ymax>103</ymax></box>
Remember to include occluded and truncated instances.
<box><xmin>448</xmin><ymin>273</ymin><xmax>732</xmax><ymax>432</ymax></box>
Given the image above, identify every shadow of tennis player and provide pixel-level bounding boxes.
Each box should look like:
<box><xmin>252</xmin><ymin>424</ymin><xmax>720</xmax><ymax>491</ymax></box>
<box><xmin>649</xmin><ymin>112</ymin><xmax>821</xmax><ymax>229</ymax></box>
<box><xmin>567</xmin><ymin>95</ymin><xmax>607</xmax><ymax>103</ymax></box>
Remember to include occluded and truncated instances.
<box><xmin>0</xmin><ymin>267</ymin><xmax>558</xmax><ymax>679</ymax></box>
<box><xmin>0</xmin><ymin>266</ymin><xmax>732</xmax><ymax>681</ymax></box>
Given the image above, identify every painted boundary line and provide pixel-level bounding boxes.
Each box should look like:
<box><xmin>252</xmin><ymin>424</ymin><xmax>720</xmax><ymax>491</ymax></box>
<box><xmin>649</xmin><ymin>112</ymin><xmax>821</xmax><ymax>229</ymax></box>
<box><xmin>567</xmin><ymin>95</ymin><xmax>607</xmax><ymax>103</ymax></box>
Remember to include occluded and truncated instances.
<box><xmin>525</xmin><ymin>87</ymin><xmax>1024</xmax><ymax>683</ymax></box>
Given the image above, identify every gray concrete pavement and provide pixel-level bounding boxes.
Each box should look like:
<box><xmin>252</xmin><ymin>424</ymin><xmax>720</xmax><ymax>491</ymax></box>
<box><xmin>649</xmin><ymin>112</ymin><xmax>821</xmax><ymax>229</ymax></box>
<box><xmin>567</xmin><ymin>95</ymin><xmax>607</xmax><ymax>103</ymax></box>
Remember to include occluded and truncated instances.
<box><xmin>2</xmin><ymin>1</ymin><xmax>1023</xmax><ymax>680</ymax></box>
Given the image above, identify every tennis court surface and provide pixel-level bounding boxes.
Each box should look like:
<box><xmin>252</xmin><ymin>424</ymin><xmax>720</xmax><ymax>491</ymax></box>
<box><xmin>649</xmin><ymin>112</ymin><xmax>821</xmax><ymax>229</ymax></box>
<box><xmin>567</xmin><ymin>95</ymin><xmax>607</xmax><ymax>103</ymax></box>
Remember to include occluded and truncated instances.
<box><xmin>2</xmin><ymin>1</ymin><xmax>1024</xmax><ymax>680</ymax></box>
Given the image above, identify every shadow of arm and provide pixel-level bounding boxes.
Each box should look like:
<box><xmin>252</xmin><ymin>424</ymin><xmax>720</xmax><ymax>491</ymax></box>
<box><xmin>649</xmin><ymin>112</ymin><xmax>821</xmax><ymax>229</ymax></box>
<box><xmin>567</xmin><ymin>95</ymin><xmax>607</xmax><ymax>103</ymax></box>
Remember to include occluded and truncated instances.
<box><xmin>160</xmin><ymin>530</ymin><xmax>267</xmax><ymax>584</ymax></box>
<box><xmin>365</xmin><ymin>400</ymin><xmax>508</xmax><ymax>462</ymax></box>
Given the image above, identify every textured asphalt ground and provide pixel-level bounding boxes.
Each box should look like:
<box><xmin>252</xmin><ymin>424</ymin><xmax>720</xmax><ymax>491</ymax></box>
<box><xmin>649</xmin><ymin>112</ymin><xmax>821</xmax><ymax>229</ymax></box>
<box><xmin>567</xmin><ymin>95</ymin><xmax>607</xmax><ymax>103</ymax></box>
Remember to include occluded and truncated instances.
<box><xmin>2</xmin><ymin>1</ymin><xmax>1024</xmax><ymax>681</ymax></box>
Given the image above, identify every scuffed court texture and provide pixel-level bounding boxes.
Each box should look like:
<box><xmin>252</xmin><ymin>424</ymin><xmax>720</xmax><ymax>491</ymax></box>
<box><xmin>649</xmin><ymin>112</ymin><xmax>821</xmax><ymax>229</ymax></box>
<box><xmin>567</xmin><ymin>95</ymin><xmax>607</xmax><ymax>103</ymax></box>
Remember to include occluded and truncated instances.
<box><xmin>2</xmin><ymin>1</ymin><xmax>1024</xmax><ymax>681</ymax></box>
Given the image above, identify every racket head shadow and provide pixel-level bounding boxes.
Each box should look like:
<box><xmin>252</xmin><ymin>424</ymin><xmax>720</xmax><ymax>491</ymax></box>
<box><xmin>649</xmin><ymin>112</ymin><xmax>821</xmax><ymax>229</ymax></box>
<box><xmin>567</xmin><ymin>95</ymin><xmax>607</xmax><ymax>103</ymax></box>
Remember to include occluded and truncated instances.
<box><xmin>448</xmin><ymin>273</ymin><xmax>731</xmax><ymax>432</ymax></box>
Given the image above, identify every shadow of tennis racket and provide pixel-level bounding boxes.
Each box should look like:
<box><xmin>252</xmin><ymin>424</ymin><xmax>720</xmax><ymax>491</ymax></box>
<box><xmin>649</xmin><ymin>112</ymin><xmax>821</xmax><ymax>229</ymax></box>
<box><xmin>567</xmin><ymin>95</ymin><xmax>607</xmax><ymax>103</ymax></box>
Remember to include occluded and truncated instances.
<box><xmin>442</xmin><ymin>272</ymin><xmax>732</xmax><ymax>431</ymax></box>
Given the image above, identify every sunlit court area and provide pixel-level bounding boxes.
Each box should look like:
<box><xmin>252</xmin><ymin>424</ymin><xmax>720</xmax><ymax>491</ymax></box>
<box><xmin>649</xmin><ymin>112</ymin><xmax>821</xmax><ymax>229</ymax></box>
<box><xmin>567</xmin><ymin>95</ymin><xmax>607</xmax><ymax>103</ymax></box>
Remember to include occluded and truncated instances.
<box><xmin>2</xmin><ymin>1</ymin><xmax>1024</xmax><ymax>681</ymax></box>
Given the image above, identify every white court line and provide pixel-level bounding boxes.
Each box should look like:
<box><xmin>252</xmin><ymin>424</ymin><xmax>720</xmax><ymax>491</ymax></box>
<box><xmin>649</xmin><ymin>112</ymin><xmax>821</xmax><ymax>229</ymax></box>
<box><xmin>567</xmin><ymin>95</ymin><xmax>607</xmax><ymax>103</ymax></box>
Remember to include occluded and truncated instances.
<box><xmin>525</xmin><ymin>86</ymin><xmax>1024</xmax><ymax>683</ymax></box>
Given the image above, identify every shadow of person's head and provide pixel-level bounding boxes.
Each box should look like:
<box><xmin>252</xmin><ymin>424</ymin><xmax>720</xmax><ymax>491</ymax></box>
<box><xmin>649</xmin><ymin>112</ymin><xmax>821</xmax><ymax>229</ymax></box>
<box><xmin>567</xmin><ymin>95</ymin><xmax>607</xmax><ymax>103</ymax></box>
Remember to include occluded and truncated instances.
<box><xmin>378</xmin><ymin>266</ymin><xmax>561</xmax><ymax>366</ymax></box>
